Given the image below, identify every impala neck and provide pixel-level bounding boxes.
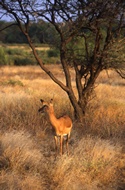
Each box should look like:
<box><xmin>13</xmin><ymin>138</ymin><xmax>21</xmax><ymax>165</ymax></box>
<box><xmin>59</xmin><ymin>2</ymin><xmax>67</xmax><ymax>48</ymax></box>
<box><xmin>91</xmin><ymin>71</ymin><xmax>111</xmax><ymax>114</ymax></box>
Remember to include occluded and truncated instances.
<box><xmin>47</xmin><ymin>105</ymin><xmax>58</xmax><ymax>127</ymax></box>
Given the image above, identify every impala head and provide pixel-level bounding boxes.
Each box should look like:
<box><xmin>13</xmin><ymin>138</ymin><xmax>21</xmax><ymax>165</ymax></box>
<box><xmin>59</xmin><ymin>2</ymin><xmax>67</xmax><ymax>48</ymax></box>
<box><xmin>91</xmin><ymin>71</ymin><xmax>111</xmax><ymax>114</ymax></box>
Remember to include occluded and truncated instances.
<box><xmin>38</xmin><ymin>99</ymin><xmax>53</xmax><ymax>113</ymax></box>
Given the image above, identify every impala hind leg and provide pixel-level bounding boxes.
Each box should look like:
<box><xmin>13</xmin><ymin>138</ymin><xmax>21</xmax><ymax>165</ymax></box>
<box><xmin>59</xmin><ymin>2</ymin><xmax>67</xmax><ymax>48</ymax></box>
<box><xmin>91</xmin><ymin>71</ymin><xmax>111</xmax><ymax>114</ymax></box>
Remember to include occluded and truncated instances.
<box><xmin>66</xmin><ymin>134</ymin><xmax>70</xmax><ymax>156</ymax></box>
<box><xmin>60</xmin><ymin>135</ymin><xmax>63</xmax><ymax>156</ymax></box>
<box><xmin>54</xmin><ymin>136</ymin><xmax>58</xmax><ymax>155</ymax></box>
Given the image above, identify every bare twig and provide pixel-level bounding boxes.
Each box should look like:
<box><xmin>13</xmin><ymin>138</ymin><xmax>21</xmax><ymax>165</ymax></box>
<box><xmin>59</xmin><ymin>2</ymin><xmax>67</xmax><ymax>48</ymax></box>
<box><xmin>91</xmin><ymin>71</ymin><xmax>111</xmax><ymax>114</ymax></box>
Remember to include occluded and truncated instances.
<box><xmin>0</xmin><ymin>23</ymin><xmax>18</xmax><ymax>32</ymax></box>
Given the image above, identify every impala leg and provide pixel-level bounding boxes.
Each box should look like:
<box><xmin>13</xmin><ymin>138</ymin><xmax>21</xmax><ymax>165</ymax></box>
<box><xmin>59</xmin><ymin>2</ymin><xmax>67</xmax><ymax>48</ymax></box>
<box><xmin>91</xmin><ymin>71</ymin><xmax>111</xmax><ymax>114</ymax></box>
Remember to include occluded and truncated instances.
<box><xmin>66</xmin><ymin>134</ymin><xmax>69</xmax><ymax>156</ymax></box>
<box><xmin>54</xmin><ymin>136</ymin><xmax>58</xmax><ymax>154</ymax></box>
<box><xmin>60</xmin><ymin>135</ymin><xmax>63</xmax><ymax>156</ymax></box>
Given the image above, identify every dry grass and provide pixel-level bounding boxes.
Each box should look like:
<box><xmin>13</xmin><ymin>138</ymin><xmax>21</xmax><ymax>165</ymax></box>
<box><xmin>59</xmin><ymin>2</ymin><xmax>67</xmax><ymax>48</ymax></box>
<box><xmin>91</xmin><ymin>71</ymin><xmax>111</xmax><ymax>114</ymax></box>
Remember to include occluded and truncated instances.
<box><xmin>0</xmin><ymin>131</ymin><xmax>45</xmax><ymax>190</ymax></box>
<box><xmin>49</xmin><ymin>137</ymin><xmax>123</xmax><ymax>190</ymax></box>
<box><xmin>0</xmin><ymin>65</ymin><xmax>125</xmax><ymax>190</ymax></box>
<box><xmin>1</xmin><ymin>44</ymin><xmax>50</xmax><ymax>51</ymax></box>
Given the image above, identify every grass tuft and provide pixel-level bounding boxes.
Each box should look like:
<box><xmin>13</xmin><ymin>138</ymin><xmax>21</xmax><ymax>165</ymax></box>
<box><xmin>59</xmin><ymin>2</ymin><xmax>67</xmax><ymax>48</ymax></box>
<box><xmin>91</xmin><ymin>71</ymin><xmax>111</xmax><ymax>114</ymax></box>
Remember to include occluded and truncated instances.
<box><xmin>0</xmin><ymin>130</ymin><xmax>45</xmax><ymax>190</ymax></box>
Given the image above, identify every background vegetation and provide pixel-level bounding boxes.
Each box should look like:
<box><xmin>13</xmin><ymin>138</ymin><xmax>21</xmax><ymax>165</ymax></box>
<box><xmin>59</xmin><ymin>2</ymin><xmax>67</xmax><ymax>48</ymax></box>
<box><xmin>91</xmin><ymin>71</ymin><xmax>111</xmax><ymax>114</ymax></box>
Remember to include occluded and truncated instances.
<box><xmin>0</xmin><ymin>20</ymin><xmax>60</xmax><ymax>66</ymax></box>
<box><xmin>0</xmin><ymin>20</ymin><xmax>58</xmax><ymax>45</ymax></box>
<box><xmin>0</xmin><ymin>65</ymin><xmax>125</xmax><ymax>190</ymax></box>
<box><xmin>0</xmin><ymin>44</ymin><xmax>60</xmax><ymax>66</ymax></box>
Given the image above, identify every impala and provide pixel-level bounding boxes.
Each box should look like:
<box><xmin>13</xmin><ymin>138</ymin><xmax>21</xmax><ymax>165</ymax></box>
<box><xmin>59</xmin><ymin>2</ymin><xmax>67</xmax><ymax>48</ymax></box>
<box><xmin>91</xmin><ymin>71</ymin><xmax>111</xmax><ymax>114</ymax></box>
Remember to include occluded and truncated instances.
<box><xmin>38</xmin><ymin>99</ymin><xmax>72</xmax><ymax>156</ymax></box>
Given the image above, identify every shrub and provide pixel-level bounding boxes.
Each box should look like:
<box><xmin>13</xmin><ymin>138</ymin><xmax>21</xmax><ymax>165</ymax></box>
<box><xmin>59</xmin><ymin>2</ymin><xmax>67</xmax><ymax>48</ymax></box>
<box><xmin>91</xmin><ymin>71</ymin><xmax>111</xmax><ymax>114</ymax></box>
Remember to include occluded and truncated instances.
<box><xmin>0</xmin><ymin>45</ymin><xmax>60</xmax><ymax>65</ymax></box>
<box><xmin>14</xmin><ymin>57</ymin><xmax>36</xmax><ymax>65</ymax></box>
<box><xmin>47</xmin><ymin>49</ymin><xmax>59</xmax><ymax>57</ymax></box>
<box><xmin>0</xmin><ymin>46</ymin><xmax>9</xmax><ymax>65</ymax></box>
<box><xmin>5</xmin><ymin>48</ymin><xmax>23</xmax><ymax>55</ymax></box>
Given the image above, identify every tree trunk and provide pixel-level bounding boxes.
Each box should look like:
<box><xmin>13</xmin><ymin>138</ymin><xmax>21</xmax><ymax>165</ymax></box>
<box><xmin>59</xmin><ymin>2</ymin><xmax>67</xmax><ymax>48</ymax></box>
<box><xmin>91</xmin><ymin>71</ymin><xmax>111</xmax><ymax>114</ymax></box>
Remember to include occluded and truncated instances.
<box><xmin>71</xmin><ymin>65</ymin><xmax>102</xmax><ymax>121</ymax></box>
<box><xmin>66</xmin><ymin>89</ymin><xmax>85</xmax><ymax>122</ymax></box>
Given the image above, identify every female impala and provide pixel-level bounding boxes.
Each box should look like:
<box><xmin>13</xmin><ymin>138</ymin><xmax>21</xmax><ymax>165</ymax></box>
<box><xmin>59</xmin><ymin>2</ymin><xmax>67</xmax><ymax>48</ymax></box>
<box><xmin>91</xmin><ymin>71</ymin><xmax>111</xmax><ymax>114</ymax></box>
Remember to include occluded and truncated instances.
<box><xmin>38</xmin><ymin>99</ymin><xmax>72</xmax><ymax>156</ymax></box>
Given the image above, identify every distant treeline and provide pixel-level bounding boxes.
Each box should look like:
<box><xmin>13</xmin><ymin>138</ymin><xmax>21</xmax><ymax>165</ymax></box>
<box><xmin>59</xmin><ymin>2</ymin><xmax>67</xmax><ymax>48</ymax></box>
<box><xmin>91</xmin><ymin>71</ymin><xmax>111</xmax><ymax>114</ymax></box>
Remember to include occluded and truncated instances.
<box><xmin>0</xmin><ymin>20</ymin><xmax>59</xmax><ymax>45</ymax></box>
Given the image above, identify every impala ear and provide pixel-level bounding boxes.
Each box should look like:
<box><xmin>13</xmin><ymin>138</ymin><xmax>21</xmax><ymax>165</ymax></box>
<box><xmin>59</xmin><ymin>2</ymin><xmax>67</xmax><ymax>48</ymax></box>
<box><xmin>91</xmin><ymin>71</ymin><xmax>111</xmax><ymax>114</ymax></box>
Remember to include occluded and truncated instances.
<box><xmin>50</xmin><ymin>99</ymin><xmax>53</xmax><ymax>104</ymax></box>
<box><xmin>40</xmin><ymin>99</ymin><xmax>44</xmax><ymax>104</ymax></box>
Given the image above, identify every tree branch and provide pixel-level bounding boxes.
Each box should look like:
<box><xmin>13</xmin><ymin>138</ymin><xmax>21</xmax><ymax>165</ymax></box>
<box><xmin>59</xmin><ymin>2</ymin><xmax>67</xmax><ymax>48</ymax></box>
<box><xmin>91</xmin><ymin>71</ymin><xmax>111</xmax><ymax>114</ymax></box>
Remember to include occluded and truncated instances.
<box><xmin>116</xmin><ymin>69</ymin><xmax>125</xmax><ymax>79</ymax></box>
<box><xmin>0</xmin><ymin>23</ymin><xmax>18</xmax><ymax>32</ymax></box>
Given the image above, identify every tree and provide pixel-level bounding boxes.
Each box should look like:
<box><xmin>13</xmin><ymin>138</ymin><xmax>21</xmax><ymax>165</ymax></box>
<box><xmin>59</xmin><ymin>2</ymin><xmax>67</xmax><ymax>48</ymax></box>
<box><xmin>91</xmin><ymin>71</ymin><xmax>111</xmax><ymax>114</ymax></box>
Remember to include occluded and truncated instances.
<box><xmin>0</xmin><ymin>20</ymin><xmax>7</xmax><ymax>42</ymax></box>
<box><xmin>29</xmin><ymin>20</ymin><xmax>59</xmax><ymax>45</ymax></box>
<box><xmin>0</xmin><ymin>0</ymin><xmax>125</xmax><ymax>121</ymax></box>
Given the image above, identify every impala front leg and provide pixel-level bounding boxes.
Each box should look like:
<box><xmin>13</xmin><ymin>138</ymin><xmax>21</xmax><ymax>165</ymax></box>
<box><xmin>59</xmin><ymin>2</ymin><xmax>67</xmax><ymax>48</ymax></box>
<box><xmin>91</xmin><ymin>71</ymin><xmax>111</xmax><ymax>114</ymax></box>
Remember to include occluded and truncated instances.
<box><xmin>60</xmin><ymin>135</ymin><xmax>63</xmax><ymax>156</ymax></box>
<box><xmin>54</xmin><ymin>136</ymin><xmax>58</xmax><ymax>155</ymax></box>
<box><xmin>66</xmin><ymin>134</ymin><xmax>70</xmax><ymax>156</ymax></box>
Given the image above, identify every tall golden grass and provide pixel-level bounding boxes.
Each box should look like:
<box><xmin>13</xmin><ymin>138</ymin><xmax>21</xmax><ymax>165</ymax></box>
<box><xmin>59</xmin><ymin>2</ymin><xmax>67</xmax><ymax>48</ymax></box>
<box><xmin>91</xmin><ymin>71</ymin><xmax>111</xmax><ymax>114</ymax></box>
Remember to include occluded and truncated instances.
<box><xmin>0</xmin><ymin>66</ymin><xmax>125</xmax><ymax>190</ymax></box>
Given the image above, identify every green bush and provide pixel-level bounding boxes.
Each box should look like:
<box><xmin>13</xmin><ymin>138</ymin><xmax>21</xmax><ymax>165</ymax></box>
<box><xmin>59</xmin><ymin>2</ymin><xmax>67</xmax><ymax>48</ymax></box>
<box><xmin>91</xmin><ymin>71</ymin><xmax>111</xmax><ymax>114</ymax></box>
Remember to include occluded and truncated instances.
<box><xmin>0</xmin><ymin>47</ymin><xmax>9</xmax><ymax>65</ymax></box>
<box><xmin>5</xmin><ymin>48</ymin><xmax>23</xmax><ymax>55</ymax></box>
<box><xmin>14</xmin><ymin>57</ymin><xmax>36</xmax><ymax>66</ymax></box>
<box><xmin>47</xmin><ymin>49</ymin><xmax>59</xmax><ymax>57</ymax></box>
<box><xmin>0</xmin><ymin>45</ymin><xmax>60</xmax><ymax>65</ymax></box>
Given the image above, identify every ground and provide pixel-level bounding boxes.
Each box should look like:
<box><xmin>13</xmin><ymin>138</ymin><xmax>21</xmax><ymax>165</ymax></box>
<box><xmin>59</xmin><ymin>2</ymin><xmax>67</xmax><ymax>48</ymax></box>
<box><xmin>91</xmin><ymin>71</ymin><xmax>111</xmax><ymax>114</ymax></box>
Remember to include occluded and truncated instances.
<box><xmin>0</xmin><ymin>65</ymin><xmax>125</xmax><ymax>190</ymax></box>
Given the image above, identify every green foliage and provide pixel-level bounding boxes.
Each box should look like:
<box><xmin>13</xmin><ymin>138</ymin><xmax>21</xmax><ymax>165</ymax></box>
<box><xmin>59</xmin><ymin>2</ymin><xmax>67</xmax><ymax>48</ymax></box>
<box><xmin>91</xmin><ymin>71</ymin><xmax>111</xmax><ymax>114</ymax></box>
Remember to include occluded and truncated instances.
<box><xmin>0</xmin><ymin>21</ymin><xmax>27</xmax><ymax>44</ymax></box>
<box><xmin>37</xmin><ymin>49</ymin><xmax>60</xmax><ymax>64</ymax></box>
<box><xmin>14</xmin><ymin>57</ymin><xmax>36</xmax><ymax>66</ymax></box>
<box><xmin>0</xmin><ymin>20</ymin><xmax>59</xmax><ymax>45</ymax></box>
<box><xmin>29</xmin><ymin>20</ymin><xmax>59</xmax><ymax>45</ymax></box>
<box><xmin>5</xmin><ymin>30</ymin><xmax>27</xmax><ymax>43</ymax></box>
<box><xmin>47</xmin><ymin>49</ymin><xmax>59</xmax><ymax>57</ymax></box>
<box><xmin>5</xmin><ymin>48</ymin><xmax>23</xmax><ymax>55</ymax></box>
<box><xmin>0</xmin><ymin>46</ymin><xmax>9</xmax><ymax>65</ymax></box>
<box><xmin>3</xmin><ymin>46</ymin><xmax>36</xmax><ymax>65</ymax></box>
<box><xmin>105</xmin><ymin>38</ymin><xmax>125</xmax><ymax>69</ymax></box>
<box><xmin>0</xmin><ymin>45</ymin><xmax>60</xmax><ymax>65</ymax></box>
